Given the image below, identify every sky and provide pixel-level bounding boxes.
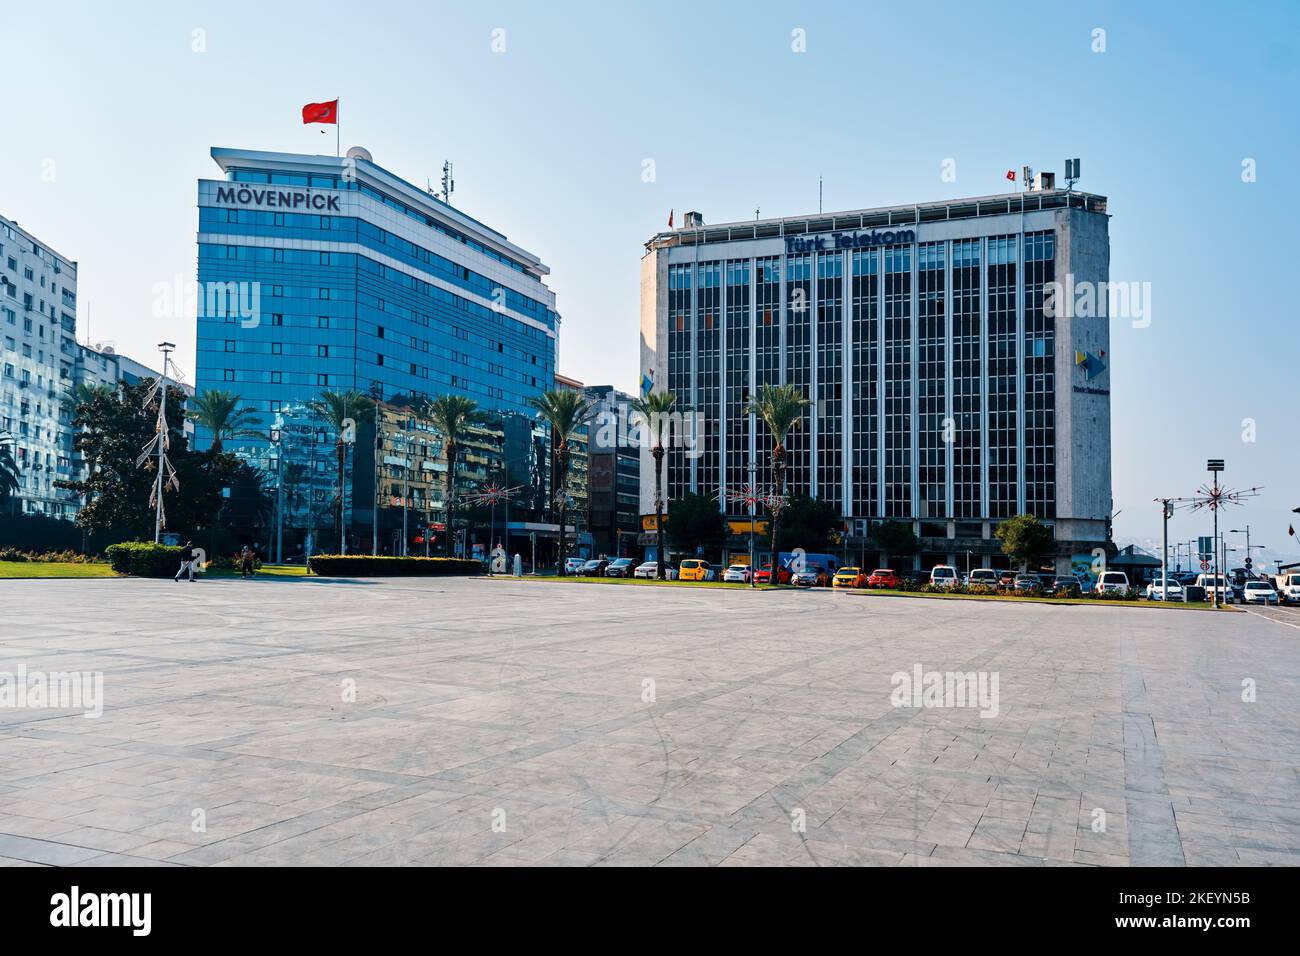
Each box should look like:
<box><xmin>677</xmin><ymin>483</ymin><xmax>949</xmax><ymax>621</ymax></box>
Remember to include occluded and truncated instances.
<box><xmin>2</xmin><ymin>0</ymin><xmax>1296</xmax><ymax>559</ymax></box>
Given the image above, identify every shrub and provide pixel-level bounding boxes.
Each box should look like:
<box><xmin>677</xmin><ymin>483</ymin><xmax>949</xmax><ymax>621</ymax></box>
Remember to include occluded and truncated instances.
<box><xmin>965</xmin><ymin>584</ymin><xmax>999</xmax><ymax>597</ymax></box>
<box><xmin>1091</xmin><ymin>586</ymin><xmax>1139</xmax><ymax>601</ymax></box>
<box><xmin>0</xmin><ymin>547</ymin><xmax>104</xmax><ymax>564</ymax></box>
<box><xmin>307</xmin><ymin>555</ymin><xmax>482</xmax><ymax>577</ymax></box>
<box><xmin>105</xmin><ymin>541</ymin><xmax>182</xmax><ymax>577</ymax></box>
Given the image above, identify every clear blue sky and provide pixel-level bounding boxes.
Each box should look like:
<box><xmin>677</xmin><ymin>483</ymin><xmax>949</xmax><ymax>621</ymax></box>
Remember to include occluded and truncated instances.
<box><xmin>3</xmin><ymin>0</ymin><xmax>1295</xmax><ymax>556</ymax></box>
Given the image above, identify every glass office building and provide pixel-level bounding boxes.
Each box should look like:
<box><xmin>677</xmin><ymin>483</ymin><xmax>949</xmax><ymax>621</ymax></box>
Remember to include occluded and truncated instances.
<box><xmin>639</xmin><ymin>188</ymin><xmax>1113</xmax><ymax>571</ymax></box>
<box><xmin>195</xmin><ymin>145</ymin><xmax>559</xmax><ymax>550</ymax></box>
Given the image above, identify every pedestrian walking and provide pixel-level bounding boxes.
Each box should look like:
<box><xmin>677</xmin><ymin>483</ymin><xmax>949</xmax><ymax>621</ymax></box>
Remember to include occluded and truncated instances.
<box><xmin>241</xmin><ymin>544</ymin><xmax>255</xmax><ymax>578</ymax></box>
<box><xmin>174</xmin><ymin>541</ymin><xmax>196</xmax><ymax>582</ymax></box>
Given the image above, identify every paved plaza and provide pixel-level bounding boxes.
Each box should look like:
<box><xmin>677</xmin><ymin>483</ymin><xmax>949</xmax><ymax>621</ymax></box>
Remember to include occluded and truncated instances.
<box><xmin>1</xmin><ymin>576</ymin><xmax>1298</xmax><ymax>867</ymax></box>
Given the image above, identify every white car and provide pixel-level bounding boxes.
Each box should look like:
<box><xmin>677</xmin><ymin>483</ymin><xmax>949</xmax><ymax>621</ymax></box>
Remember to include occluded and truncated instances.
<box><xmin>1277</xmin><ymin>574</ymin><xmax>1300</xmax><ymax>606</ymax></box>
<box><xmin>1242</xmin><ymin>580</ymin><xmax>1279</xmax><ymax>605</ymax></box>
<box><xmin>966</xmin><ymin>568</ymin><xmax>999</xmax><ymax>587</ymax></box>
<box><xmin>1145</xmin><ymin>577</ymin><xmax>1184</xmax><ymax>601</ymax></box>
<box><xmin>1094</xmin><ymin>570</ymin><xmax>1130</xmax><ymax>595</ymax></box>
<box><xmin>929</xmin><ymin>565</ymin><xmax>959</xmax><ymax>587</ymax></box>
<box><xmin>633</xmin><ymin>561</ymin><xmax>677</xmax><ymax>580</ymax></box>
<box><xmin>721</xmin><ymin>564</ymin><xmax>751</xmax><ymax>583</ymax></box>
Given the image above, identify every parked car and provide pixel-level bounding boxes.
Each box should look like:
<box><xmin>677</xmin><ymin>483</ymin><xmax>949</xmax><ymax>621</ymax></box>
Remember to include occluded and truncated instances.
<box><xmin>832</xmin><ymin>567</ymin><xmax>868</xmax><ymax>589</ymax></box>
<box><xmin>867</xmin><ymin>568</ymin><xmax>899</xmax><ymax>589</ymax></box>
<box><xmin>1051</xmin><ymin>575</ymin><xmax>1082</xmax><ymax>597</ymax></box>
<box><xmin>721</xmin><ymin>564</ymin><xmax>752</xmax><ymax>583</ymax></box>
<box><xmin>966</xmin><ymin>568</ymin><xmax>999</xmax><ymax>588</ymax></box>
<box><xmin>1242</xmin><ymin>580</ymin><xmax>1279</xmax><ymax>605</ymax></box>
<box><xmin>579</xmin><ymin>558</ymin><xmax>609</xmax><ymax>576</ymax></box>
<box><xmin>563</xmin><ymin>557</ymin><xmax>585</xmax><ymax>575</ymax></box>
<box><xmin>753</xmin><ymin>563</ymin><xmax>793</xmax><ymax>585</ymax></box>
<box><xmin>791</xmin><ymin>564</ymin><xmax>830</xmax><ymax>587</ymax></box>
<box><xmin>1195</xmin><ymin>573</ymin><xmax>1233</xmax><ymax>603</ymax></box>
<box><xmin>1145</xmin><ymin>577</ymin><xmax>1185</xmax><ymax>601</ymax></box>
<box><xmin>1013</xmin><ymin>573</ymin><xmax>1042</xmax><ymax>593</ymax></box>
<box><xmin>707</xmin><ymin>563</ymin><xmax>725</xmax><ymax>581</ymax></box>
<box><xmin>929</xmin><ymin>565</ymin><xmax>959</xmax><ymax>587</ymax></box>
<box><xmin>1278</xmin><ymin>573</ymin><xmax>1300</xmax><ymax>606</ymax></box>
<box><xmin>997</xmin><ymin>570</ymin><xmax>1017</xmax><ymax>588</ymax></box>
<box><xmin>1095</xmin><ymin>570</ymin><xmax>1130</xmax><ymax>595</ymax></box>
<box><xmin>604</xmin><ymin>557</ymin><xmax>636</xmax><ymax>578</ymax></box>
<box><xmin>678</xmin><ymin>559</ymin><xmax>711</xmax><ymax>582</ymax></box>
<box><xmin>633</xmin><ymin>560</ymin><xmax>677</xmax><ymax>580</ymax></box>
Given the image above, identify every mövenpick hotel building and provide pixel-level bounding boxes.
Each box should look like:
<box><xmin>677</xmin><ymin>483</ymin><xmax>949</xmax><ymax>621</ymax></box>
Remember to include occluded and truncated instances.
<box><xmin>195</xmin><ymin>146</ymin><xmax>559</xmax><ymax>437</ymax></box>
<box><xmin>639</xmin><ymin>187</ymin><xmax>1112</xmax><ymax>571</ymax></box>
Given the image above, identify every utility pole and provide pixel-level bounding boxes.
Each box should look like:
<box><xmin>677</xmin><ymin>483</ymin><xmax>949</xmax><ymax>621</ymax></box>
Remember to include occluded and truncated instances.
<box><xmin>1208</xmin><ymin>459</ymin><xmax>1224</xmax><ymax>608</ymax></box>
<box><xmin>1156</xmin><ymin>497</ymin><xmax>1173</xmax><ymax>597</ymax></box>
<box><xmin>273</xmin><ymin>428</ymin><xmax>284</xmax><ymax>564</ymax></box>
<box><xmin>748</xmin><ymin>457</ymin><xmax>757</xmax><ymax>588</ymax></box>
<box><xmin>153</xmin><ymin>342</ymin><xmax>175</xmax><ymax>544</ymax></box>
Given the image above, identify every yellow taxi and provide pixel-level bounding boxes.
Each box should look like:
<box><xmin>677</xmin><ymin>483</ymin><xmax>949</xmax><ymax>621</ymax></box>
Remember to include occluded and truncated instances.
<box><xmin>832</xmin><ymin>566</ymin><xmax>868</xmax><ymax>589</ymax></box>
<box><xmin>678</xmin><ymin>559</ymin><xmax>711</xmax><ymax>582</ymax></box>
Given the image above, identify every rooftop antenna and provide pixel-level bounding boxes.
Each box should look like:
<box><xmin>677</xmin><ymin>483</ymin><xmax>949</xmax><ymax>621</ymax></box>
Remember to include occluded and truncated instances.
<box><xmin>818</xmin><ymin>176</ymin><xmax>823</xmax><ymax>213</ymax></box>
<box><xmin>1064</xmin><ymin>157</ymin><xmax>1081</xmax><ymax>191</ymax></box>
<box><xmin>441</xmin><ymin>161</ymin><xmax>455</xmax><ymax>204</ymax></box>
<box><xmin>755</xmin><ymin>207</ymin><xmax>760</xmax><ymax>221</ymax></box>
<box><xmin>1021</xmin><ymin>165</ymin><xmax>1033</xmax><ymax>191</ymax></box>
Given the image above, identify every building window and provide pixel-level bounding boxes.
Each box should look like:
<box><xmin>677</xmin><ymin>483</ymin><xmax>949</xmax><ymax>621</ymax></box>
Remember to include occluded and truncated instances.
<box><xmin>318</xmin><ymin>374</ymin><xmax>329</xmax><ymax>386</ymax></box>
<box><xmin>270</xmin><ymin>371</ymin><xmax>281</xmax><ymax>384</ymax></box>
<box><xmin>223</xmin><ymin>369</ymin><xmax>235</xmax><ymax>381</ymax></box>
<box><xmin>317</xmin><ymin>345</ymin><xmax>328</xmax><ymax>357</ymax></box>
<box><xmin>271</xmin><ymin>342</ymin><xmax>282</xmax><ymax>355</ymax></box>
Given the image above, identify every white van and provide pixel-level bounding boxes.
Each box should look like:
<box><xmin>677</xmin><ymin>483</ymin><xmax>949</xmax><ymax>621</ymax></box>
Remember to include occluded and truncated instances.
<box><xmin>1094</xmin><ymin>570</ymin><xmax>1129</xmax><ymax>595</ymax></box>
<box><xmin>1278</xmin><ymin>574</ymin><xmax>1300</xmax><ymax>606</ymax></box>
<box><xmin>1195</xmin><ymin>573</ymin><xmax>1232</xmax><ymax>603</ymax></box>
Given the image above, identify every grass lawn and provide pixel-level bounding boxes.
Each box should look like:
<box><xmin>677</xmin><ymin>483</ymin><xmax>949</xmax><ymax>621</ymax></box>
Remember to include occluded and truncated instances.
<box><xmin>0</xmin><ymin>561</ymin><xmax>119</xmax><ymax>579</ymax></box>
<box><xmin>494</xmin><ymin>574</ymin><xmax>1236</xmax><ymax>609</ymax></box>
<box><xmin>497</xmin><ymin>574</ymin><xmax>780</xmax><ymax>590</ymax></box>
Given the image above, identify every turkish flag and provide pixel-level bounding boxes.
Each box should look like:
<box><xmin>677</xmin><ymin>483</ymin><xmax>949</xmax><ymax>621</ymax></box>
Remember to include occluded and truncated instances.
<box><xmin>1005</xmin><ymin>170</ymin><xmax>1016</xmax><ymax>182</ymax></box>
<box><xmin>302</xmin><ymin>100</ymin><xmax>338</xmax><ymax>125</ymax></box>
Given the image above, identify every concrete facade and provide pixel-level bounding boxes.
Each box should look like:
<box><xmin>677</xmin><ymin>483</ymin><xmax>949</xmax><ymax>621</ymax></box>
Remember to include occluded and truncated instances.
<box><xmin>639</xmin><ymin>190</ymin><xmax>1113</xmax><ymax>571</ymax></box>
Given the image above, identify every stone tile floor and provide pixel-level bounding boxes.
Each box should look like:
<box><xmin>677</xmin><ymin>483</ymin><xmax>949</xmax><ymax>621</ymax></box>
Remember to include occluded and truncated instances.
<box><xmin>1</xmin><ymin>576</ymin><xmax>1297</xmax><ymax>866</ymax></box>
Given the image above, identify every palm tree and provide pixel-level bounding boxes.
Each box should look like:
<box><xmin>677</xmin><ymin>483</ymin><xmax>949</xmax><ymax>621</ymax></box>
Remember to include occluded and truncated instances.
<box><xmin>0</xmin><ymin>432</ymin><xmax>21</xmax><ymax>514</ymax></box>
<box><xmin>63</xmin><ymin>380</ymin><xmax>114</xmax><ymax>415</ymax></box>
<box><xmin>189</xmin><ymin>389</ymin><xmax>264</xmax><ymax>453</ymax></box>
<box><xmin>529</xmin><ymin>388</ymin><xmax>595</xmax><ymax>576</ymax></box>
<box><xmin>746</xmin><ymin>383</ymin><xmax>810</xmax><ymax>563</ymax></box>
<box><xmin>308</xmin><ymin>389</ymin><xmax>375</xmax><ymax>553</ymax></box>
<box><xmin>423</xmin><ymin>394</ymin><xmax>484</xmax><ymax>557</ymax></box>
<box><xmin>629</xmin><ymin>389</ymin><xmax>678</xmax><ymax>579</ymax></box>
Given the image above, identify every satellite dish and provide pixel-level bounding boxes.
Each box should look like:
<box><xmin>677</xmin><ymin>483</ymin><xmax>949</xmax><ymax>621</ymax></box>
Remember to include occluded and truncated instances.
<box><xmin>345</xmin><ymin>146</ymin><xmax>372</xmax><ymax>163</ymax></box>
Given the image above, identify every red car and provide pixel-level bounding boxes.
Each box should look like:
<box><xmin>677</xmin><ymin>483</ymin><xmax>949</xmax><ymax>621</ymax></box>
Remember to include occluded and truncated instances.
<box><xmin>867</xmin><ymin>568</ymin><xmax>899</xmax><ymax>589</ymax></box>
<box><xmin>753</xmin><ymin>563</ymin><xmax>792</xmax><ymax>585</ymax></box>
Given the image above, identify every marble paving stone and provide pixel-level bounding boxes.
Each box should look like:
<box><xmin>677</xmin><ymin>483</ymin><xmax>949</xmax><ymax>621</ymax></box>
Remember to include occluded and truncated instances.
<box><xmin>1</xmin><ymin>577</ymin><xmax>1296</xmax><ymax>866</ymax></box>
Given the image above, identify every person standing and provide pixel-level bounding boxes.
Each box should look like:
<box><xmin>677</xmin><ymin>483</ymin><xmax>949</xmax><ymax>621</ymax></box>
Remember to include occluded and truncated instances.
<box><xmin>240</xmin><ymin>544</ymin><xmax>255</xmax><ymax>578</ymax></box>
<box><xmin>174</xmin><ymin>541</ymin><xmax>196</xmax><ymax>582</ymax></box>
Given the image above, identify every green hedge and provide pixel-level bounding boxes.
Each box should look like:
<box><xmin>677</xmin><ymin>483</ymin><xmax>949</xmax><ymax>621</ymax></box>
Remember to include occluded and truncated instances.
<box><xmin>105</xmin><ymin>542</ymin><xmax>183</xmax><ymax>577</ymax></box>
<box><xmin>307</xmin><ymin>555</ymin><xmax>482</xmax><ymax>577</ymax></box>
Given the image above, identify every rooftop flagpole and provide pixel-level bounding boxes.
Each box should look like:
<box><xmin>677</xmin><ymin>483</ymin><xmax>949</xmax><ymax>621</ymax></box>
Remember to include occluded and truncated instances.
<box><xmin>336</xmin><ymin>96</ymin><xmax>340</xmax><ymax>157</ymax></box>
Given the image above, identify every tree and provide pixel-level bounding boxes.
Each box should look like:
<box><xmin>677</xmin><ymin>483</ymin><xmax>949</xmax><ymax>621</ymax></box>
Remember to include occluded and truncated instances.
<box><xmin>667</xmin><ymin>491</ymin><xmax>726</xmax><ymax>558</ymax></box>
<box><xmin>56</xmin><ymin>379</ymin><xmax>231</xmax><ymax>541</ymax></box>
<box><xmin>628</xmin><ymin>389</ymin><xmax>677</xmax><ymax>578</ymax></box>
<box><xmin>189</xmin><ymin>389</ymin><xmax>264</xmax><ymax>453</ymax></box>
<box><xmin>308</xmin><ymin>389</ymin><xmax>375</xmax><ymax>553</ymax></box>
<box><xmin>746</xmin><ymin>383</ymin><xmax>810</xmax><ymax>558</ymax></box>
<box><xmin>995</xmin><ymin>514</ymin><xmax>1054</xmax><ymax>570</ymax></box>
<box><xmin>0</xmin><ymin>432</ymin><xmax>21</xmax><ymax>512</ymax></box>
<box><xmin>778</xmin><ymin>493</ymin><xmax>840</xmax><ymax>552</ymax></box>
<box><xmin>423</xmin><ymin>394</ymin><xmax>484</xmax><ymax>557</ymax></box>
<box><xmin>528</xmin><ymin>388</ymin><xmax>595</xmax><ymax>575</ymax></box>
<box><xmin>873</xmin><ymin>519</ymin><xmax>920</xmax><ymax>564</ymax></box>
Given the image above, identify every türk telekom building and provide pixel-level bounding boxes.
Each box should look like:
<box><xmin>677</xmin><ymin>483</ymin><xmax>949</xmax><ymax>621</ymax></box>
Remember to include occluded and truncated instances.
<box><xmin>639</xmin><ymin>186</ymin><xmax>1113</xmax><ymax>572</ymax></box>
